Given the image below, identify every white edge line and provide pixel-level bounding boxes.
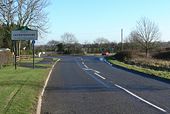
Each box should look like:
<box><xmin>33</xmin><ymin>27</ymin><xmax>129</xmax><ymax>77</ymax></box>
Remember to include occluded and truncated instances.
<box><xmin>94</xmin><ymin>72</ymin><xmax>106</xmax><ymax>80</ymax></box>
<box><xmin>36</xmin><ymin>59</ymin><xmax>60</xmax><ymax>114</ymax></box>
<box><xmin>114</xmin><ymin>84</ymin><xmax>167</xmax><ymax>113</ymax></box>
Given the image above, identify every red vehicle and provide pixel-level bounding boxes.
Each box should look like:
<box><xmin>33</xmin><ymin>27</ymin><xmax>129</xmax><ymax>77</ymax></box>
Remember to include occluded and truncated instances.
<box><xmin>102</xmin><ymin>51</ymin><xmax>109</xmax><ymax>56</ymax></box>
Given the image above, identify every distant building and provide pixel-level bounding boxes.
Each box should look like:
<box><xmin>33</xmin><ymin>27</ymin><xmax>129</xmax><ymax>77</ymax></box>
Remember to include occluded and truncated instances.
<box><xmin>0</xmin><ymin>48</ymin><xmax>10</xmax><ymax>52</ymax></box>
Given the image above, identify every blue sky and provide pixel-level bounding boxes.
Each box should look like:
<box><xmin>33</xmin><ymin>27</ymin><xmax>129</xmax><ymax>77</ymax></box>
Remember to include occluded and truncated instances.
<box><xmin>37</xmin><ymin>0</ymin><xmax>170</xmax><ymax>44</ymax></box>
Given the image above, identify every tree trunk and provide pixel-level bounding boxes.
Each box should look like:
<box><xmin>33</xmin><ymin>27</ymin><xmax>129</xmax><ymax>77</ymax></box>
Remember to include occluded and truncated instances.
<box><xmin>145</xmin><ymin>48</ymin><xmax>148</xmax><ymax>57</ymax></box>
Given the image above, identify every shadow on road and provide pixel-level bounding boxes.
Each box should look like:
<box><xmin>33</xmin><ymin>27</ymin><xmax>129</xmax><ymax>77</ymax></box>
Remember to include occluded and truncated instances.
<box><xmin>45</xmin><ymin>84</ymin><xmax>116</xmax><ymax>93</ymax></box>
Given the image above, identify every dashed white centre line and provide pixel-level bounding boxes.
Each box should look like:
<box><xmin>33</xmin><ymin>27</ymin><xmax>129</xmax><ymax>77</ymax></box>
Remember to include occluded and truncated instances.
<box><xmin>94</xmin><ymin>70</ymin><xmax>100</xmax><ymax>74</ymax></box>
<box><xmin>94</xmin><ymin>73</ymin><xmax>106</xmax><ymax>80</ymax></box>
<box><xmin>115</xmin><ymin>84</ymin><xmax>167</xmax><ymax>113</ymax></box>
<box><xmin>84</xmin><ymin>65</ymin><xmax>88</xmax><ymax>69</ymax></box>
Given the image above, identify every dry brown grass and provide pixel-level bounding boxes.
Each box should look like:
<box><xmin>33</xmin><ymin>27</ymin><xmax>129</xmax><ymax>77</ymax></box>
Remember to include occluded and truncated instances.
<box><xmin>126</xmin><ymin>57</ymin><xmax>170</xmax><ymax>71</ymax></box>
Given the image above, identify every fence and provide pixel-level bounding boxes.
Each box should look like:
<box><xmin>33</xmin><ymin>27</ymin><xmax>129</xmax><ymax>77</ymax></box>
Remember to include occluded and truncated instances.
<box><xmin>0</xmin><ymin>49</ymin><xmax>13</xmax><ymax>67</ymax></box>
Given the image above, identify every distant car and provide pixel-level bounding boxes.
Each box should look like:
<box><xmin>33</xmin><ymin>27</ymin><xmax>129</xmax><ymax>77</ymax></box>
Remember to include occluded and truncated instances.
<box><xmin>102</xmin><ymin>51</ymin><xmax>109</xmax><ymax>56</ymax></box>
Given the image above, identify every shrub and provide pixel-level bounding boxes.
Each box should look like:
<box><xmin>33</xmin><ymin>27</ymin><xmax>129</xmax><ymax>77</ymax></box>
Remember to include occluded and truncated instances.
<box><xmin>152</xmin><ymin>51</ymin><xmax>170</xmax><ymax>60</ymax></box>
<box><xmin>113</xmin><ymin>51</ymin><xmax>134</xmax><ymax>61</ymax></box>
<box><xmin>21</xmin><ymin>50</ymin><xmax>32</xmax><ymax>55</ymax></box>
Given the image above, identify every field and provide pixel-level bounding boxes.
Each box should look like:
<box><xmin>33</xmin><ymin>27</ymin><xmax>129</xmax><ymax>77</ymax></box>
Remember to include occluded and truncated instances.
<box><xmin>0</xmin><ymin>58</ymin><xmax>56</xmax><ymax>114</ymax></box>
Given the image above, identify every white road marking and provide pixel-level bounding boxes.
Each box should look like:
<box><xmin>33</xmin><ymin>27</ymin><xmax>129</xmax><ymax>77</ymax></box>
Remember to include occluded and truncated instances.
<box><xmin>82</xmin><ymin>68</ymin><xmax>88</xmax><ymax>70</ymax></box>
<box><xmin>84</xmin><ymin>64</ymin><xmax>88</xmax><ymax>69</ymax></box>
<box><xmin>83</xmin><ymin>68</ymin><xmax>100</xmax><ymax>74</ymax></box>
<box><xmin>94</xmin><ymin>70</ymin><xmax>100</xmax><ymax>74</ymax></box>
<box><xmin>82</xmin><ymin>62</ymin><xmax>85</xmax><ymax>65</ymax></box>
<box><xmin>94</xmin><ymin>73</ymin><xmax>106</xmax><ymax>80</ymax></box>
<box><xmin>104</xmin><ymin>59</ymin><xmax>112</xmax><ymax>65</ymax></box>
<box><xmin>84</xmin><ymin>70</ymin><xmax>110</xmax><ymax>88</ymax></box>
<box><xmin>115</xmin><ymin>84</ymin><xmax>167</xmax><ymax>113</ymax></box>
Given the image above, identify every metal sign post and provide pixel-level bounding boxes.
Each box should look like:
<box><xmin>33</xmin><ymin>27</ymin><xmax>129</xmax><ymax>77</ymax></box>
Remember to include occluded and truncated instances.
<box><xmin>14</xmin><ymin>41</ymin><xmax>17</xmax><ymax>70</ymax></box>
<box><xmin>32</xmin><ymin>40</ymin><xmax>35</xmax><ymax>69</ymax></box>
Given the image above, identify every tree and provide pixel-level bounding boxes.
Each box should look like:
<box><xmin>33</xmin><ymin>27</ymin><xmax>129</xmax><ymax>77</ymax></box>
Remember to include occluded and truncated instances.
<box><xmin>94</xmin><ymin>37</ymin><xmax>110</xmax><ymax>52</ymax></box>
<box><xmin>125</xmin><ymin>31</ymin><xmax>141</xmax><ymax>51</ymax></box>
<box><xmin>61</xmin><ymin>33</ymin><xmax>79</xmax><ymax>54</ymax></box>
<box><xmin>47</xmin><ymin>40</ymin><xmax>60</xmax><ymax>51</ymax></box>
<box><xmin>94</xmin><ymin>37</ymin><xmax>110</xmax><ymax>44</ymax></box>
<box><xmin>134</xmin><ymin>17</ymin><xmax>160</xmax><ymax>57</ymax></box>
<box><xmin>61</xmin><ymin>33</ymin><xmax>78</xmax><ymax>44</ymax></box>
<box><xmin>57</xmin><ymin>43</ymin><xmax>64</xmax><ymax>53</ymax></box>
<box><xmin>16</xmin><ymin>0</ymin><xmax>48</xmax><ymax>33</ymax></box>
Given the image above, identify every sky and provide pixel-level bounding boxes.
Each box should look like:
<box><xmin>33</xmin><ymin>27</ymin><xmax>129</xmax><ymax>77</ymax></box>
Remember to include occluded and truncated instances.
<box><xmin>37</xmin><ymin>0</ymin><xmax>170</xmax><ymax>45</ymax></box>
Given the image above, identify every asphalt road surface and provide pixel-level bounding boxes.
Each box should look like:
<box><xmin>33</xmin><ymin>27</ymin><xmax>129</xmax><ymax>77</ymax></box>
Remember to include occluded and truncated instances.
<box><xmin>41</xmin><ymin>56</ymin><xmax>170</xmax><ymax>114</ymax></box>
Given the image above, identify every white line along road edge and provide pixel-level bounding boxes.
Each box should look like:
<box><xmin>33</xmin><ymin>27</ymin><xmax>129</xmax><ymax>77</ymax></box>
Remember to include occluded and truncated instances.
<box><xmin>36</xmin><ymin>59</ymin><xmax>60</xmax><ymax>114</ymax></box>
<box><xmin>115</xmin><ymin>84</ymin><xmax>167</xmax><ymax>113</ymax></box>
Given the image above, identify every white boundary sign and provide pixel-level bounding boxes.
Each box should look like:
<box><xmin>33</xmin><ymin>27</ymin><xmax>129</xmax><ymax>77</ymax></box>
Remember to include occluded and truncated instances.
<box><xmin>12</xmin><ymin>30</ymin><xmax>38</xmax><ymax>40</ymax></box>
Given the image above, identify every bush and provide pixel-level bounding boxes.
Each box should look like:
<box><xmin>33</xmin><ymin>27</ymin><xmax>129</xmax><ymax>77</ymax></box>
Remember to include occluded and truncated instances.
<box><xmin>0</xmin><ymin>51</ymin><xmax>13</xmax><ymax>67</ymax></box>
<box><xmin>113</xmin><ymin>51</ymin><xmax>137</xmax><ymax>61</ymax></box>
<box><xmin>152</xmin><ymin>51</ymin><xmax>170</xmax><ymax>60</ymax></box>
<box><xmin>21</xmin><ymin>50</ymin><xmax>32</xmax><ymax>55</ymax></box>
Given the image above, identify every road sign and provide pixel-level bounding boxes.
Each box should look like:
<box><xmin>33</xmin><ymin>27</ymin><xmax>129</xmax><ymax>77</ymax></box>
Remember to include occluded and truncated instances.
<box><xmin>12</xmin><ymin>30</ymin><xmax>38</xmax><ymax>40</ymax></box>
<box><xmin>32</xmin><ymin>40</ymin><xmax>35</xmax><ymax>44</ymax></box>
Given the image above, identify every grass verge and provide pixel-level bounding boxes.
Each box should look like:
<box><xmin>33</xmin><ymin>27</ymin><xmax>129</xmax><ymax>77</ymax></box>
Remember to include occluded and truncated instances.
<box><xmin>0</xmin><ymin>58</ymin><xmax>57</xmax><ymax>114</ymax></box>
<box><xmin>107</xmin><ymin>59</ymin><xmax>170</xmax><ymax>80</ymax></box>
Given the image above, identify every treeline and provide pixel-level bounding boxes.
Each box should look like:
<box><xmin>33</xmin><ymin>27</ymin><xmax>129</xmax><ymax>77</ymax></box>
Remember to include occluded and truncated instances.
<box><xmin>35</xmin><ymin>39</ymin><xmax>170</xmax><ymax>55</ymax></box>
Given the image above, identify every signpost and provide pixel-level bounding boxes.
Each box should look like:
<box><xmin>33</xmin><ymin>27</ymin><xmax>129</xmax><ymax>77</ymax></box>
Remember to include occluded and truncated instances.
<box><xmin>32</xmin><ymin>40</ymin><xmax>35</xmax><ymax>69</ymax></box>
<box><xmin>12</xmin><ymin>29</ymin><xmax>38</xmax><ymax>69</ymax></box>
<box><xmin>14</xmin><ymin>41</ymin><xmax>17</xmax><ymax>70</ymax></box>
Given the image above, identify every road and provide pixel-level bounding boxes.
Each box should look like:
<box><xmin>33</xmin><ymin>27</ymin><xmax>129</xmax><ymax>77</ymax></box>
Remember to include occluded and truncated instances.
<box><xmin>41</xmin><ymin>56</ymin><xmax>170</xmax><ymax>114</ymax></box>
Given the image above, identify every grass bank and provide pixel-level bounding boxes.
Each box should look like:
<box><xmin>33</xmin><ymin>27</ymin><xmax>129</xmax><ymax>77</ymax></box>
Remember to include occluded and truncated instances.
<box><xmin>0</xmin><ymin>58</ymin><xmax>57</xmax><ymax>114</ymax></box>
<box><xmin>107</xmin><ymin>59</ymin><xmax>170</xmax><ymax>80</ymax></box>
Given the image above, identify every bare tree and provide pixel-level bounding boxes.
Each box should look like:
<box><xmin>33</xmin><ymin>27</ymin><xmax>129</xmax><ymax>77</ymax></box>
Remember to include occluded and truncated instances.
<box><xmin>94</xmin><ymin>37</ymin><xmax>110</xmax><ymax>52</ymax></box>
<box><xmin>47</xmin><ymin>40</ymin><xmax>60</xmax><ymax>51</ymax></box>
<box><xmin>125</xmin><ymin>31</ymin><xmax>141</xmax><ymax>51</ymax></box>
<box><xmin>134</xmin><ymin>17</ymin><xmax>160</xmax><ymax>57</ymax></box>
<box><xmin>61</xmin><ymin>33</ymin><xmax>79</xmax><ymax>54</ymax></box>
<box><xmin>47</xmin><ymin>40</ymin><xmax>59</xmax><ymax>46</ymax></box>
<box><xmin>94</xmin><ymin>37</ymin><xmax>110</xmax><ymax>44</ymax></box>
<box><xmin>17</xmin><ymin>0</ymin><xmax>48</xmax><ymax>33</ymax></box>
<box><xmin>61</xmin><ymin>33</ymin><xmax>78</xmax><ymax>44</ymax></box>
<box><xmin>0</xmin><ymin>0</ymin><xmax>15</xmax><ymax>27</ymax></box>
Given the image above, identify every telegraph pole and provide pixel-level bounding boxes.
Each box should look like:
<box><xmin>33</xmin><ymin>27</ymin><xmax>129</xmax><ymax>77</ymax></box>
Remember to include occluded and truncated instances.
<box><xmin>121</xmin><ymin>29</ymin><xmax>123</xmax><ymax>51</ymax></box>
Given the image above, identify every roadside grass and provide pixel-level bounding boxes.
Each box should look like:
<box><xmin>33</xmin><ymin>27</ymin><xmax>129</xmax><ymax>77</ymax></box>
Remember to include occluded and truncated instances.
<box><xmin>108</xmin><ymin>59</ymin><xmax>170</xmax><ymax>80</ymax></box>
<box><xmin>0</xmin><ymin>58</ymin><xmax>57</xmax><ymax>114</ymax></box>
